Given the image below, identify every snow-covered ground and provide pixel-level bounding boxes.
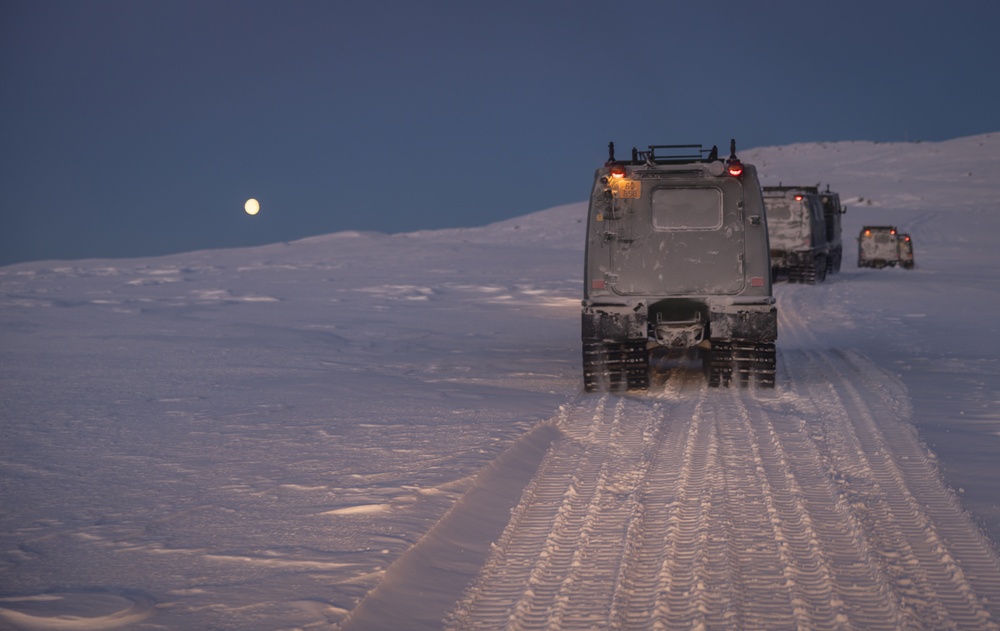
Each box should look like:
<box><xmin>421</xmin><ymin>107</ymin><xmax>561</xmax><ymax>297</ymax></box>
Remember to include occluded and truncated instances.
<box><xmin>1</xmin><ymin>133</ymin><xmax>998</xmax><ymax>629</ymax></box>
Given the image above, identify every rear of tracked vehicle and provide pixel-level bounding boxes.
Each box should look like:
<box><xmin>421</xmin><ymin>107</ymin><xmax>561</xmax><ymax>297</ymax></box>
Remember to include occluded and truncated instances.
<box><xmin>858</xmin><ymin>226</ymin><xmax>901</xmax><ymax>268</ymax></box>
<box><xmin>582</xmin><ymin>141</ymin><xmax>777</xmax><ymax>391</ymax></box>
<box><xmin>763</xmin><ymin>186</ymin><xmax>831</xmax><ymax>284</ymax></box>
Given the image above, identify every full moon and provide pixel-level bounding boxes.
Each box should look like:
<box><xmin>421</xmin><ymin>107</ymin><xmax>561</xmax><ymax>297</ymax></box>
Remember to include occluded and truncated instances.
<box><xmin>244</xmin><ymin>198</ymin><xmax>260</xmax><ymax>215</ymax></box>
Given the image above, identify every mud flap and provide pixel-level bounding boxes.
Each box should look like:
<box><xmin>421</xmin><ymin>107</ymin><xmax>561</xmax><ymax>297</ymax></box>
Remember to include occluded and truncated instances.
<box><xmin>708</xmin><ymin>305</ymin><xmax>777</xmax><ymax>343</ymax></box>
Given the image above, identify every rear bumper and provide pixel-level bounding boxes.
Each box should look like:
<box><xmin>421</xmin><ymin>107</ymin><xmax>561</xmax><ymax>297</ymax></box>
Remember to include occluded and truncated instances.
<box><xmin>582</xmin><ymin>297</ymin><xmax>777</xmax><ymax>346</ymax></box>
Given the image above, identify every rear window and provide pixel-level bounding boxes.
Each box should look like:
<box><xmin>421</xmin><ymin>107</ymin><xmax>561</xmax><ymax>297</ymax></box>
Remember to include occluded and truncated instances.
<box><xmin>651</xmin><ymin>187</ymin><xmax>723</xmax><ymax>230</ymax></box>
<box><xmin>766</xmin><ymin>201</ymin><xmax>793</xmax><ymax>221</ymax></box>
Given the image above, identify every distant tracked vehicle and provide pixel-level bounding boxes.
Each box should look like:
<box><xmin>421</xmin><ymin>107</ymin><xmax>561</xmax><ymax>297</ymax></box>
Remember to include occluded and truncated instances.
<box><xmin>582</xmin><ymin>140</ymin><xmax>777</xmax><ymax>391</ymax></box>
<box><xmin>858</xmin><ymin>226</ymin><xmax>903</xmax><ymax>268</ymax></box>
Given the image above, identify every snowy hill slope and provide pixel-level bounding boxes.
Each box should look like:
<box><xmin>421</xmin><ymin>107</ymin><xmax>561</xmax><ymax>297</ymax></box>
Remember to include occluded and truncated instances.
<box><xmin>1</xmin><ymin>133</ymin><xmax>998</xmax><ymax>629</ymax></box>
<box><xmin>747</xmin><ymin>133</ymin><xmax>998</xmax><ymax>211</ymax></box>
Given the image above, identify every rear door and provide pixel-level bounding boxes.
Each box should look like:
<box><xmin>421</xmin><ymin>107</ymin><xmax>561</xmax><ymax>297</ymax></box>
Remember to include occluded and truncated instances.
<box><xmin>610</xmin><ymin>178</ymin><xmax>746</xmax><ymax>295</ymax></box>
<box><xmin>765</xmin><ymin>197</ymin><xmax>808</xmax><ymax>250</ymax></box>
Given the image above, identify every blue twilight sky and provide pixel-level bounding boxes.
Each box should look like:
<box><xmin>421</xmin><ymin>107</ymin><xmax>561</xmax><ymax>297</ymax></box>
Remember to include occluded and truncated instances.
<box><xmin>2</xmin><ymin>0</ymin><xmax>997</xmax><ymax>266</ymax></box>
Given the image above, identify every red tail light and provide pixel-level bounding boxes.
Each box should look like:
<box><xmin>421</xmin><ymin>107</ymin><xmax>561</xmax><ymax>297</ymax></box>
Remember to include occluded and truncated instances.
<box><xmin>609</xmin><ymin>164</ymin><xmax>626</xmax><ymax>179</ymax></box>
<box><xmin>794</xmin><ymin>195</ymin><xmax>803</xmax><ymax>201</ymax></box>
<box><xmin>726</xmin><ymin>160</ymin><xmax>743</xmax><ymax>177</ymax></box>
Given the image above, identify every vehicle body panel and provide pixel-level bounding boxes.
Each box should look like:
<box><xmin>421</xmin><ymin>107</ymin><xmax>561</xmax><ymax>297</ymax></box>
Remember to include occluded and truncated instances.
<box><xmin>898</xmin><ymin>233</ymin><xmax>915</xmax><ymax>269</ymax></box>
<box><xmin>820</xmin><ymin>190</ymin><xmax>845</xmax><ymax>271</ymax></box>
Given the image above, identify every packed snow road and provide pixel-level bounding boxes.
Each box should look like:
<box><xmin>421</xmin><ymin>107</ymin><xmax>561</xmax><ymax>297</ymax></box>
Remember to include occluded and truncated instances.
<box><xmin>339</xmin><ymin>284</ymin><xmax>1000</xmax><ymax>631</ymax></box>
<box><xmin>437</xmin><ymin>354</ymin><xmax>1000</xmax><ymax>630</ymax></box>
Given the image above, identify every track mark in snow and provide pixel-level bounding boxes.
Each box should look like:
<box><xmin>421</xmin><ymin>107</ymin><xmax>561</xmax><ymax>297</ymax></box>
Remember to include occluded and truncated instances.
<box><xmin>442</xmin><ymin>353</ymin><xmax>1000</xmax><ymax>630</ymax></box>
<box><xmin>801</xmin><ymin>350</ymin><xmax>1000</xmax><ymax>629</ymax></box>
<box><xmin>336</xmin><ymin>422</ymin><xmax>560</xmax><ymax>631</ymax></box>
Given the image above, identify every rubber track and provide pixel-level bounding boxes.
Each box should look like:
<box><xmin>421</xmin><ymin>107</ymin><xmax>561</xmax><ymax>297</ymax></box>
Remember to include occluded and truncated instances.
<box><xmin>708</xmin><ymin>341</ymin><xmax>776</xmax><ymax>389</ymax></box>
<box><xmin>583</xmin><ymin>340</ymin><xmax>649</xmax><ymax>392</ymax></box>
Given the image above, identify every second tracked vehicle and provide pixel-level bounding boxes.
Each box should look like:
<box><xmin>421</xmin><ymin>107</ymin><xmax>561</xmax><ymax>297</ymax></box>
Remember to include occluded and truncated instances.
<box><xmin>763</xmin><ymin>186</ymin><xmax>830</xmax><ymax>283</ymax></box>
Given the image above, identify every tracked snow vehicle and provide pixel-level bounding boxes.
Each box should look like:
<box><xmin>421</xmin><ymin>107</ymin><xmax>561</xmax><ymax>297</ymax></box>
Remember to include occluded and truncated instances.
<box><xmin>582</xmin><ymin>140</ymin><xmax>777</xmax><ymax>391</ymax></box>
<box><xmin>858</xmin><ymin>225</ymin><xmax>901</xmax><ymax>268</ymax></box>
<box><xmin>762</xmin><ymin>186</ymin><xmax>830</xmax><ymax>283</ymax></box>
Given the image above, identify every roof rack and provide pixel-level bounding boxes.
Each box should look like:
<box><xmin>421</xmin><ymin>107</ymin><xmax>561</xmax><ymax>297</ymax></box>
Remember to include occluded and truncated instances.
<box><xmin>606</xmin><ymin>142</ymin><xmax>721</xmax><ymax>166</ymax></box>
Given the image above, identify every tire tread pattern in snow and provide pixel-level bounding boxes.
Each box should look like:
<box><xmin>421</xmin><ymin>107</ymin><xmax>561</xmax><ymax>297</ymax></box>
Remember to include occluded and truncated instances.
<box><xmin>445</xmin><ymin>353</ymin><xmax>1000</xmax><ymax>630</ymax></box>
